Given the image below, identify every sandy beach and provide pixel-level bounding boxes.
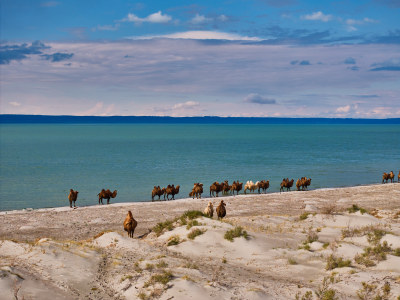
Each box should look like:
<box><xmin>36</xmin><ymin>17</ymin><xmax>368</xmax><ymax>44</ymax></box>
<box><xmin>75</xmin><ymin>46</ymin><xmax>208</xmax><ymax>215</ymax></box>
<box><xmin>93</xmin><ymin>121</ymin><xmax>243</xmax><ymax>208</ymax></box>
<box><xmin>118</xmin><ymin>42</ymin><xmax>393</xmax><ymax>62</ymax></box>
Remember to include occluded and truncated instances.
<box><xmin>1</xmin><ymin>183</ymin><xmax>399</xmax><ymax>299</ymax></box>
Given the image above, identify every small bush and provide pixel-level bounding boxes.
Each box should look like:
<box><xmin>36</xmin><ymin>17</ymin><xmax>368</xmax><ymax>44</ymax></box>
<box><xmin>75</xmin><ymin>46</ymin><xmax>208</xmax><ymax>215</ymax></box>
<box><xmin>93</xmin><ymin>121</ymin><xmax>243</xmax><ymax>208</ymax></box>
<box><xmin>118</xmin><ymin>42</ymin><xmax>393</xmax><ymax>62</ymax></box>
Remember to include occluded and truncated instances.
<box><xmin>167</xmin><ymin>235</ymin><xmax>181</xmax><ymax>246</ymax></box>
<box><xmin>306</xmin><ymin>228</ymin><xmax>319</xmax><ymax>244</ymax></box>
<box><xmin>288</xmin><ymin>257</ymin><xmax>298</xmax><ymax>265</ymax></box>
<box><xmin>295</xmin><ymin>291</ymin><xmax>313</xmax><ymax>300</ymax></box>
<box><xmin>186</xmin><ymin>220</ymin><xmax>200</xmax><ymax>230</ymax></box>
<box><xmin>143</xmin><ymin>271</ymin><xmax>173</xmax><ymax>288</ymax></box>
<box><xmin>153</xmin><ymin>220</ymin><xmax>174</xmax><ymax>236</ymax></box>
<box><xmin>183</xmin><ymin>262</ymin><xmax>198</xmax><ymax>269</ymax></box>
<box><xmin>354</xmin><ymin>254</ymin><xmax>376</xmax><ymax>267</ymax></box>
<box><xmin>156</xmin><ymin>260</ymin><xmax>168</xmax><ymax>268</ymax></box>
<box><xmin>320</xmin><ymin>203</ymin><xmax>337</xmax><ymax>215</ymax></box>
<box><xmin>224</xmin><ymin>226</ymin><xmax>249</xmax><ymax>242</ymax></box>
<box><xmin>357</xmin><ymin>281</ymin><xmax>391</xmax><ymax>300</ymax></box>
<box><xmin>187</xmin><ymin>228</ymin><xmax>206</xmax><ymax>240</ymax></box>
<box><xmin>182</xmin><ymin>210</ymin><xmax>204</xmax><ymax>220</ymax></box>
<box><xmin>394</xmin><ymin>248</ymin><xmax>400</xmax><ymax>256</ymax></box>
<box><xmin>222</xmin><ymin>257</ymin><xmax>227</xmax><ymax>263</ymax></box>
<box><xmin>315</xmin><ymin>275</ymin><xmax>338</xmax><ymax>300</ymax></box>
<box><xmin>326</xmin><ymin>254</ymin><xmax>351</xmax><ymax>270</ymax></box>
<box><xmin>347</xmin><ymin>204</ymin><xmax>367</xmax><ymax>214</ymax></box>
<box><xmin>145</xmin><ymin>263</ymin><xmax>154</xmax><ymax>270</ymax></box>
<box><xmin>299</xmin><ymin>212</ymin><xmax>310</xmax><ymax>221</ymax></box>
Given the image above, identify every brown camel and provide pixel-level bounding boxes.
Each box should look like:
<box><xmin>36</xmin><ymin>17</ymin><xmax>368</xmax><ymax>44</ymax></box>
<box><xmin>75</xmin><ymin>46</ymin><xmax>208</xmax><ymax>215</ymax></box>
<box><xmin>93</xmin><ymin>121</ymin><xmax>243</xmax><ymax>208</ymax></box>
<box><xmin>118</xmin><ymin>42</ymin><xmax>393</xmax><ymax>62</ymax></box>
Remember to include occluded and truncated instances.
<box><xmin>68</xmin><ymin>189</ymin><xmax>79</xmax><ymax>208</ymax></box>
<box><xmin>151</xmin><ymin>186</ymin><xmax>164</xmax><ymax>201</ymax></box>
<box><xmin>216</xmin><ymin>200</ymin><xmax>226</xmax><ymax>220</ymax></box>
<box><xmin>398</xmin><ymin>171</ymin><xmax>400</xmax><ymax>183</ymax></box>
<box><xmin>230</xmin><ymin>181</ymin><xmax>243</xmax><ymax>195</ymax></box>
<box><xmin>296</xmin><ymin>177</ymin><xmax>312</xmax><ymax>191</ymax></box>
<box><xmin>165</xmin><ymin>184</ymin><xmax>180</xmax><ymax>200</ymax></box>
<box><xmin>190</xmin><ymin>183</ymin><xmax>203</xmax><ymax>199</ymax></box>
<box><xmin>389</xmin><ymin>171</ymin><xmax>395</xmax><ymax>183</ymax></box>
<box><xmin>210</xmin><ymin>181</ymin><xmax>223</xmax><ymax>197</ymax></box>
<box><xmin>257</xmin><ymin>180</ymin><xmax>270</xmax><ymax>193</ymax></box>
<box><xmin>382</xmin><ymin>172</ymin><xmax>390</xmax><ymax>184</ymax></box>
<box><xmin>98</xmin><ymin>189</ymin><xmax>117</xmax><ymax>204</ymax></box>
<box><xmin>280</xmin><ymin>178</ymin><xmax>294</xmax><ymax>192</ymax></box>
<box><xmin>222</xmin><ymin>181</ymin><xmax>231</xmax><ymax>195</ymax></box>
<box><xmin>123</xmin><ymin>211</ymin><xmax>137</xmax><ymax>238</ymax></box>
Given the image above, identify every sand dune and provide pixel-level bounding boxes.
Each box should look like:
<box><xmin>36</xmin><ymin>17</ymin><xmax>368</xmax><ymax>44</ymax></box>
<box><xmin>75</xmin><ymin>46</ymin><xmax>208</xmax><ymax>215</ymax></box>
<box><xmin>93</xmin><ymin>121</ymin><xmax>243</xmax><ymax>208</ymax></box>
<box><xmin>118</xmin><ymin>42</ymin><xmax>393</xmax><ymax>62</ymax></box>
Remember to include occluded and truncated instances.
<box><xmin>0</xmin><ymin>184</ymin><xmax>399</xmax><ymax>299</ymax></box>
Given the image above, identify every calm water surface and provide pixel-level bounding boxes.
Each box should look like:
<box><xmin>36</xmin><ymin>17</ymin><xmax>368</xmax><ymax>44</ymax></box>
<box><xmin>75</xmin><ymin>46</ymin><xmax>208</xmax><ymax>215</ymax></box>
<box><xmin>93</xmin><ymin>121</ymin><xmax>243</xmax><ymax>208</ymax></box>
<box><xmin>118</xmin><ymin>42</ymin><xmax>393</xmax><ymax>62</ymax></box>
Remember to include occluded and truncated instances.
<box><xmin>0</xmin><ymin>124</ymin><xmax>399</xmax><ymax>210</ymax></box>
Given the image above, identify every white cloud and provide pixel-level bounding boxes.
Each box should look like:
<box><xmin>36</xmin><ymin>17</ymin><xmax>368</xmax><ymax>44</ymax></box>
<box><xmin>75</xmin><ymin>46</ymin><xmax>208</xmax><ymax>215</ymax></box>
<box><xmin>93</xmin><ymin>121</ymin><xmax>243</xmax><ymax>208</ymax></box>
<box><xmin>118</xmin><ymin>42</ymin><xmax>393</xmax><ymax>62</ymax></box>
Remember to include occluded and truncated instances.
<box><xmin>302</xmin><ymin>11</ymin><xmax>333</xmax><ymax>22</ymax></box>
<box><xmin>96</xmin><ymin>24</ymin><xmax>120</xmax><ymax>31</ymax></box>
<box><xmin>218</xmin><ymin>15</ymin><xmax>228</xmax><ymax>22</ymax></box>
<box><xmin>173</xmin><ymin>101</ymin><xmax>200</xmax><ymax>109</ymax></box>
<box><xmin>9</xmin><ymin>101</ymin><xmax>21</xmax><ymax>106</ymax></box>
<box><xmin>129</xmin><ymin>30</ymin><xmax>261</xmax><ymax>41</ymax></box>
<box><xmin>336</xmin><ymin>105</ymin><xmax>351</xmax><ymax>113</ymax></box>
<box><xmin>122</xmin><ymin>11</ymin><xmax>172</xmax><ymax>24</ymax></box>
<box><xmin>190</xmin><ymin>14</ymin><xmax>212</xmax><ymax>24</ymax></box>
<box><xmin>78</xmin><ymin>102</ymin><xmax>115</xmax><ymax>116</ymax></box>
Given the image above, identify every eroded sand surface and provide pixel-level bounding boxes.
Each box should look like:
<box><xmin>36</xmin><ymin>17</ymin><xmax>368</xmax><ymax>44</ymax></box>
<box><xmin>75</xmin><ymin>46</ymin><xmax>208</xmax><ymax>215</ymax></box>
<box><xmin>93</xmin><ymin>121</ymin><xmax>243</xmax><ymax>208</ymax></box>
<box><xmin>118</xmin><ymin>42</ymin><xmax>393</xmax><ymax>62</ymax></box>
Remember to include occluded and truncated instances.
<box><xmin>0</xmin><ymin>184</ymin><xmax>399</xmax><ymax>299</ymax></box>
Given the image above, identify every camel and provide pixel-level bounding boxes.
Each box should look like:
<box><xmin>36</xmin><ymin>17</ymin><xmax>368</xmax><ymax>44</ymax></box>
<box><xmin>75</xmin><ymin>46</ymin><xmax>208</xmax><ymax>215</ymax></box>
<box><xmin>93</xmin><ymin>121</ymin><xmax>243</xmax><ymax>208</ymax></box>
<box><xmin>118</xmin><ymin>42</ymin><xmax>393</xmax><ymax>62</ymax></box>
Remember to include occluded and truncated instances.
<box><xmin>216</xmin><ymin>200</ymin><xmax>226</xmax><ymax>220</ymax></box>
<box><xmin>123</xmin><ymin>211</ymin><xmax>137</xmax><ymax>238</ymax></box>
<box><xmin>151</xmin><ymin>186</ymin><xmax>164</xmax><ymax>201</ymax></box>
<box><xmin>389</xmin><ymin>171</ymin><xmax>395</xmax><ymax>183</ymax></box>
<box><xmin>210</xmin><ymin>182</ymin><xmax>223</xmax><ymax>197</ymax></box>
<box><xmin>398</xmin><ymin>171</ymin><xmax>400</xmax><ymax>183</ymax></box>
<box><xmin>204</xmin><ymin>201</ymin><xmax>214</xmax><ymax>218</ymax></box>
<box><xmin>382</xmin><ymin>172</ymin><xmax>390</xmax><ymax>184</ymax></box>
<box><xmin>191</xmin><ymin>183</ymin><xmax>203</xmax><ymax>199</ymax></box>
<box><xmin>280</xmin><ymin>178</ymin><xmax>294</xmax><ymax>192</ymax></box>
<box><xmin>221</xmin><ymin>181</ymin><xmax>231</xmax><ymax>195</ymax></box>
<box><xmin>296</xmin><ymin>178</ymin><xmax>302</xmax><ymax>191</ymax></box>
<box><xmin>98</xmin><ymin>189</ymin><xmax>117</xmax><ymax>204</ymax></box>
<box><xmin>257</xmin><ymin>180</ymin><xmax>270</xmax><ymax>193</ymax></box>
<box><xmin>244</xmin><ymin>181</ymin><xmax>258</xmax><ymax>194</ymax></box>
<box><xmin>230</xmin><ymin>181</ymin><xmax>243</xmax><ymax>195</ymax></box>
<box><xmin>296</xmin><ymin>177</ymin><xmax>312</xmax><ymax>191</ymax></box>
<box><xmin>165</xmin><ymin>184</ymin><xmax>180</xmax><ymax>200</ymax></box>
<box><xmin>68</xmin><ymin>189</ymin><xmax>79</xmax><ymax>208</ymax></box>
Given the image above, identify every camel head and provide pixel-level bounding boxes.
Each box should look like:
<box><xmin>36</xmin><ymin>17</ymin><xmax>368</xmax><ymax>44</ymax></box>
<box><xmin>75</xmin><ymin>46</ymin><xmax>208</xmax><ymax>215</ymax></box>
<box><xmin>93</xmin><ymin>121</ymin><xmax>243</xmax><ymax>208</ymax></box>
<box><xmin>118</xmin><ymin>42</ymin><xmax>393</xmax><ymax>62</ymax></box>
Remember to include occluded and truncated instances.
<box><xmin>111</xmin><ymin>190</ymin><xmax>117</xmax><ymax>198</ymax></box>
<box><xmin>127</xmin><ymin>211</ymin><xmax>133</xmax><ymax>218</ymax></box>
<box><xmin>220</xmin><ymin>200</ymin><xmax>226</xmax><ymax>207</ymax></box>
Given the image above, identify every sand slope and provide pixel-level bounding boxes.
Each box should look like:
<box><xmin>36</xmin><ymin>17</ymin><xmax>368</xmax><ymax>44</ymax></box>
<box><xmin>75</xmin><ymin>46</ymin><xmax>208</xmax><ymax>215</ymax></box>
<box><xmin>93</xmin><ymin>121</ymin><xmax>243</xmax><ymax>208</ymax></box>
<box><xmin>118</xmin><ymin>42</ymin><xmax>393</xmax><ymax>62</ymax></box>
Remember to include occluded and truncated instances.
<box><xmin>1</xmin><ymin>184</ymin><xmax>400</xmax><ymax>299</ymax></box>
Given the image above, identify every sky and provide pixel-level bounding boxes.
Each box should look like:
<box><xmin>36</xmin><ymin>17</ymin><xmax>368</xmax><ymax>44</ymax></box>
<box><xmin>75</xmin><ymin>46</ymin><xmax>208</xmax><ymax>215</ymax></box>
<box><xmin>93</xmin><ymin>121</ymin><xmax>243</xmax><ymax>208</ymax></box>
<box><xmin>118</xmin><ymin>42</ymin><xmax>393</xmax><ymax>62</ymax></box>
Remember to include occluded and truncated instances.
<box><xmin>1</xmin><ymin>0</ymin><xmax>400</xmax><ymax>118</ymax></box>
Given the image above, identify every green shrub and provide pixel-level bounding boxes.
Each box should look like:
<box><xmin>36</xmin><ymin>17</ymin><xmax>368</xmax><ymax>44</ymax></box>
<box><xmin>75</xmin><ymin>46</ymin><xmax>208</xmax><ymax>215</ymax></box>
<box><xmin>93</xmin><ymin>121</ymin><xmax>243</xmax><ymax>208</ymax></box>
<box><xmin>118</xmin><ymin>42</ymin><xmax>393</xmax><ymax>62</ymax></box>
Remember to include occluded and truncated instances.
<box><xmin>224</xmin><ymin>226</ymin><xmax>249</xmax><ymax>242</ymax></box>
<box><xmin>181</xmin><ymin>210</ymin><xmax>204</xmax><ymax>220</ymax></box>
<box><xmin>186</xmin><ymin>220</ymin><xmax>200</xmax><ymax>230</ymax></box>
<box><xmin>326</xmin><ymin>254</ymin><xmax>351</xmax><ymax>270</ymax></box>
<box><xmin>347</xmin><ymin>204</ymin><xmax>367</xmax><ymax>214</ymax></box>
<box><xmin>153</xmin><ymin>220</ymin><xmax>174</xmax><ymax>236</ymax></box>
<box><xmin>167</xmin><ymin>235</ymin><xmax>181</xmax><ymax>246</ymax></box>
<box><xmin>299</xmin><ymin>212</ymin><xmax>310</xmax><ymax>221</ymax></box>
<box><xmin>143</xmin><ymin>271</ymin><xmax>173</xmax><ymax>287</ymax></box>
<box><xmin>187</xmin><ymin>228</ymin><xmax>206</xmax><ymax>240</ymax></box>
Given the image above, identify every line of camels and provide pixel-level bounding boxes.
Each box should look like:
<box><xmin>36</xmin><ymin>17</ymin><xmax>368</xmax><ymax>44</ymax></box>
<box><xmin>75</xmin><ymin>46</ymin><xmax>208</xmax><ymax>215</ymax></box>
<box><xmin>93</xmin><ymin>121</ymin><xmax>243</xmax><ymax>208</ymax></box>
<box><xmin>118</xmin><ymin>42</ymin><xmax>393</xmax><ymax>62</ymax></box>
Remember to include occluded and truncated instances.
<box><xmin>67</xmin><ymin>171</ymin><xmax>399</xmax><ymax>208</ymax></box>
<box><xmin>151</xmin><ymin>177</ymin><xmax>313</xmax><ymax>201</ymax></box>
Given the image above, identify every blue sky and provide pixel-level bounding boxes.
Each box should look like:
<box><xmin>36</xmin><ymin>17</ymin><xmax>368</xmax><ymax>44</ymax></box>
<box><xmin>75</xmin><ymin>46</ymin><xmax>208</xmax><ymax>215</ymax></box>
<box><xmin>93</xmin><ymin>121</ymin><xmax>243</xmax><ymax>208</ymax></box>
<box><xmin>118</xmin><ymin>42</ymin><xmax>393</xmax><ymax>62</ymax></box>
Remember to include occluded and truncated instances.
<box><xmin>1</xmin><ymin>0</ymin><xmax>400</xmax><ymax>117</ymax></box>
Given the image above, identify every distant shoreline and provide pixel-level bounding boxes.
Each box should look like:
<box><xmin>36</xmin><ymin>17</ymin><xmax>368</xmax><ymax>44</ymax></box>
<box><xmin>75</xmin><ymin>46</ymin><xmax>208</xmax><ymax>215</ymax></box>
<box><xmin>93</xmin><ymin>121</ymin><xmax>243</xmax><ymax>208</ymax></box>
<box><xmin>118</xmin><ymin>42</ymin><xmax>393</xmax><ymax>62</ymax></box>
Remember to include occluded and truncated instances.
<box><xmin>1</xmin><ymin>114</ymin><xmax>400</xmax><ymax>124</ymax></box>
<box><xmin>0</xmin><ymin>183</ymin><xmax>395</xmax><ymax>214</ymax></box>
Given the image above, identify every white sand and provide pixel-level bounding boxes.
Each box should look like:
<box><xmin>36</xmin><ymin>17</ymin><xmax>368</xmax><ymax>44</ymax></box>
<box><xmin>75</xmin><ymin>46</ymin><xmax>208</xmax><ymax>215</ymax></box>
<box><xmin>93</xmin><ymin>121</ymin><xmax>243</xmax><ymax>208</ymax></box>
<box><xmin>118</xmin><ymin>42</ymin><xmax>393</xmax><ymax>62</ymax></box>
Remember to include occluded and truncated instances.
<box><xmin>0</xmin><ymin>183</ymin><xmax>399</xmax><ymax>299</ymax></box>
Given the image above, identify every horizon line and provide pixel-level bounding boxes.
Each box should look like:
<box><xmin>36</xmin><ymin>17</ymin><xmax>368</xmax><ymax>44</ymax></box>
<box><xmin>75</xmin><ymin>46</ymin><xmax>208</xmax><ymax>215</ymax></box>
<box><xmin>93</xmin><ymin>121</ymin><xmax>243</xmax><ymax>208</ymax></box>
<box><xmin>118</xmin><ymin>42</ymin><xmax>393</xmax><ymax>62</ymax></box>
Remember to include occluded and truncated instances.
<box><xmin>1</xmin><ymin>114</ymin><xmax>399</xmax><ymax>124</ymax></box>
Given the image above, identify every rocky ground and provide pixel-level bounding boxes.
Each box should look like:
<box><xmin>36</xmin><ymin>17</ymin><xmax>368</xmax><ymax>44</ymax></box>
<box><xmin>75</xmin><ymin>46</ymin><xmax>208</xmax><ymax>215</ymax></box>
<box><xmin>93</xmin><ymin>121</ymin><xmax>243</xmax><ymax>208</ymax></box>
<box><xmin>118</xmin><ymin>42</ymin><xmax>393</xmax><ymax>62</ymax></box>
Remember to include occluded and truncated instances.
<box><xmin>0</xmin><ymin>184</ymin><xmax>399</xmax><ymax>299</ymax></box>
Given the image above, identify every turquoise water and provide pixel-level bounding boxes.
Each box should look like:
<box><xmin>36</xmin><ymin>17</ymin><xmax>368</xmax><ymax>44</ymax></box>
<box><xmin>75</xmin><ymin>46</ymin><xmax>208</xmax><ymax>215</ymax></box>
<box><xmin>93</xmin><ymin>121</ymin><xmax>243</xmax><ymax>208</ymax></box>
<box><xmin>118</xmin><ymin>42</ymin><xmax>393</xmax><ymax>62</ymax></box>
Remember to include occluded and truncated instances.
<box><xmin>0</xmin><ymin>124</ymin><xmax>399</xmax><ymax>211</ymax></box>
